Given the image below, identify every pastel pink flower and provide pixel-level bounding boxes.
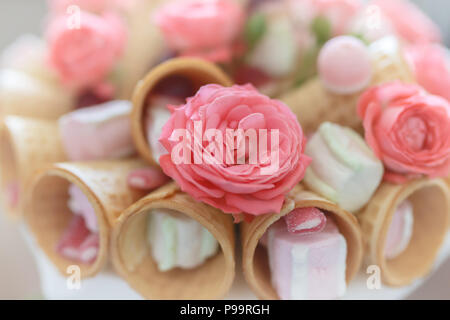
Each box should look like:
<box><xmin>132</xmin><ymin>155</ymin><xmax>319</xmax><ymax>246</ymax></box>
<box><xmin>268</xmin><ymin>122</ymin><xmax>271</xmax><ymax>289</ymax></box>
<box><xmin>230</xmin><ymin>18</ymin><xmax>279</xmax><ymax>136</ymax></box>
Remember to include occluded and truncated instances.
<box><xmin>405</xmin><ymin>43</ymin><xmax>450</xmax><ymax>102</ymax></box>
<box><xmin>315</xmin><ymin>0</ymin><xmax>363</xmax><ymax>35</ymax></box>
<box><xmin>371</xmin><ymin>0</ymin><xmax>441</xmax><ymax>44</ymax></box>
<box><xmin>159</xmin><ymin>84</ymin><xmax>311</xmax><ymax>217</ymax></box>
<box><xmin>47</xmin><ymin>11</ymin><xmax>126</xmax><ymax>90</ymax></box>
<box><xmin>48</xmin><ymin>0</ymin><xmax>135</xmax><ymax>14</ymax></box>
<box><xmin>358</xmin><ymin>82</ymin><xmax>450</xmax><ymax>183</ymax></box>
<box><xmin>154</xmin><ymin>0</ymin><xmax>245</xmax><ymax>63</ymax></box>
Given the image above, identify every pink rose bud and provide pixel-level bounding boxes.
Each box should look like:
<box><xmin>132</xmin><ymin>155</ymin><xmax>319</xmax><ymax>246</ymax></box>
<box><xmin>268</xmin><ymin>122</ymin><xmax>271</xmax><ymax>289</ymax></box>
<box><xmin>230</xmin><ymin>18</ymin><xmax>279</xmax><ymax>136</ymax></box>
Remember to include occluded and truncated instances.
<box><xmin>47</xmin><ymin>11</ymin><xmax>126</xmax><ymax>90</ymax></box>
<box><xmin>127</xmin><ymin>168</ymin><xmax>169</xmax><ymax>191</ymax></box>
<box><xmin>284</xmin><ymin>207</ymin><xmax>327</xmax><ymax>234</ymax></box>
<box><xmin>159</xmin><ymin>84</ymin><xmax>311</xmax><ymax>216</ymax></box>
<box><xmin>318</xmin><ymin>36</ymin><xmax>372</xmax><ymax>94</ymax></box>
<box><xmin>371</xmin><ymin>0</ymin><xmax>441</xmax><ymax>44</ymax></box>
<box><xmin>154</xmin><ymin>0</ymin><xmax>245</xmax><ymax>62</ymax></box>
<box><xmin>358</xmin><ymin>82</ymin><xmax>450</xmax><ymax>183</ymax></box>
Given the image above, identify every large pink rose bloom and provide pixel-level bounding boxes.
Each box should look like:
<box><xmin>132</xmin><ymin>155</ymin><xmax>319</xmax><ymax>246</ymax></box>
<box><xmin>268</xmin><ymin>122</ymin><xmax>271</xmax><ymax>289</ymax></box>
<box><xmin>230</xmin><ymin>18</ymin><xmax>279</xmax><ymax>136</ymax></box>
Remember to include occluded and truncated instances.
<box><xmin>47</xmin><ymin>11</ymin><xmax>126</xmax><ymax>90</ymax></box>
<box><xmin>159</xmin><ymin>84</ymin><xmax>311</xmax><ymax>217</ymax></box>
<box><xmin>405</xmin><ymin>43</ymin><xmax>450</xmax><ymax>102</ymax></box>
<box><xmin>371</xmin><ymin>0</ymin><xmax>441</xmax><ymax>44</ymax></box>
<box><xmin>358</xmin><ymin>82</ymin><xmax>450</xmax><ymax>183</ymax></box>
<box><xmin>154</xmin><ymin>0</ymin><xmax>245</xmax><ymax>63</ymax></box>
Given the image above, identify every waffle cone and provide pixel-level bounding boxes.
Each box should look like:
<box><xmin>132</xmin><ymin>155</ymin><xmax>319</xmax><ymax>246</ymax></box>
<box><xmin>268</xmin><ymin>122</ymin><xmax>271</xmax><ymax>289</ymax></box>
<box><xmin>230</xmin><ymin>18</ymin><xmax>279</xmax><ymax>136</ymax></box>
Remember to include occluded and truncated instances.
<box><xmin>241</xmin><ymin>186</ymin><xmax>363</xmax><ymax>299</ymax></box>
<box><xmin>279</xmin><ymin>37</ymin><xmax>415</xmax><ymax>134</ymax></box>
<box><xmin>131</xmin><ymin>57</ymin><xmax>233</xmax><ymax>165</ymax></box>
<box><xmin>111</xmin><ymin>182</ymin><xmax>235</xmax><ymax>300</ymax></box>
<box><xmin>117</xmin><ymin>0</ymin><xmax>166</xmax><ymax>99</ymax></box>
<box><xmin>357</xmin><ymin>178</ymin><xmax>450</xmax><ymax>286</ymax></box>
<box><xmin>0</xmin><ymin>69</ymin><xmax>73</xmax><ymax>119</ymax></box>
<box><xmin>0</xmin><ymin>116</ymin><xmax>66</xmax><ymax>218</ymax></box>
<box><xmin>24</xmin><ymin>159</ymin><xmax>148</xmax><ymax>278</ymax></box>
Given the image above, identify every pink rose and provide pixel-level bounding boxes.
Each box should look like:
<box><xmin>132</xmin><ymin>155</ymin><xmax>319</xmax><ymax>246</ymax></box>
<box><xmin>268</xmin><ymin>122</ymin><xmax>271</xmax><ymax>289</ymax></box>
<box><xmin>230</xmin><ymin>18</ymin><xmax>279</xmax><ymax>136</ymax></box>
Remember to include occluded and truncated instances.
<box><xmin>154</xmin><ymin>0</ymin><xmax>245</xmax><ymax>63</ymax></box>
<box><xmin>371</xmin><ymin>0</ymin><xmax>441</xmax><ymax>44</ymax></box>
<box><xmin>47</xmin><ymin>11</ymin><xmax>126</xmax><ymax>90</ymax></box>
<box><xmin>315</xmin><ymin>0</ymin><xmax>363</xmax><ymax>35</ymax></box>
<box><xmin>358</xmin><ymin>82</ymin><xmax>450</xmax><ymax>183</ymax></box>
<box><xmin>159</xmin><ymin>84</ymin><xmax>311</xmax><ymax>217</ymax></box>
<box><xmin>405</xmin><ymin>43</ymin><xmax>450</xmax><ymax>102</ymax></box>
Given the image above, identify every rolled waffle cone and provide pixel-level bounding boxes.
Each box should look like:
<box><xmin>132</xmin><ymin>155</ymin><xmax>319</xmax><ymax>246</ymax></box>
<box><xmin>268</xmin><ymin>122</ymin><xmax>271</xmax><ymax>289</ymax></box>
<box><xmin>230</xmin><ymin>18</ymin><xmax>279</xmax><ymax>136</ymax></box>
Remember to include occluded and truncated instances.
<box><xmin>357</xmin><ymin>178</ymin><xmax>450</xmax><ymax>287</ymax></box>
<box><xmin>0</xmin><ymin>69</ymin><xmax>74</xmax><ymax>119</ymax></box>
<box><xmin>241</xmin><ymin>185</ymin><xmax>363</xmax><ymax>300</ymax></box>
<box><xmin>131</xmin><ymin>57</ymin><xmax>233</xmax><ymax>165</ymax></box>
<box><xmin>117</xmin><ymin>0</ymin><xmax>167</xmax><ymax>99</ymax></box>
<box><xmin>279</xmin><ymin>36</ymin><xmax>415</xmax><ymax>134</ymax></box>
<box><xmin>24</xmin><ymin>159</ymin><xmax>148</xmax><ymax>279</ymax></box>
<box><xmin>111</xmin><ymin>182</ymin><xmax>235</xmax><ymax>300</ymax></box>
<box><xmin>0</xmin><ymin>116</ymin><xmax>66</xmax><ymax>219</ymax></box>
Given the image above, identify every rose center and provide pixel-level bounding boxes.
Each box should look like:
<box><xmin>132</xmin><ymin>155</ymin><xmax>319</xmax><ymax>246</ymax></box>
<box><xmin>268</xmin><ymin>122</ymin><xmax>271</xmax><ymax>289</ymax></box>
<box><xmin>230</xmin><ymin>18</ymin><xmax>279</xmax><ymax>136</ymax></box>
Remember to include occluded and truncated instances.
<box><xmin>399</xmin><ymin>116</ymin><xmax>427</xmax><ymax>151</ymax></box>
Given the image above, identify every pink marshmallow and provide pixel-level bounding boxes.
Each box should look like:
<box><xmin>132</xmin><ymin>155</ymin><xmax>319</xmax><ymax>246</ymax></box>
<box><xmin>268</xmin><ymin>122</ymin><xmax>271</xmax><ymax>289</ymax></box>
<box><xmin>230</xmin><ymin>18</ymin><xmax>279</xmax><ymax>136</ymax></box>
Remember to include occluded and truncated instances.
<box><xmin>268</xmin><ymin>218</ymin><xmax>347</xmax><ymax>300</ymax></box>
<box><xmin>68</xmin><ymin>184</ymin><xmax>98</xmax><ymax>233</ymax></box>
<box><xmin>385</xmin><ymin>200</ymin><xmax>414</xmax><ymax>259</ymax></box>
<box><xmin>284</xmin><ymin>207</ymin><xmax>327</xmax><ymax>234</ymax></box>
<box><xmin>5</xmin><ymin>181</ymin><xmax>19</xmax><ymax>208</ymax></box>
<box><xmin>59</xmin><ymin>100</ymin><xmax>135</xmax><ymax>161</ymax></box>
<box><xmin>127</xmin><ymin>167</ymin><xmax>169</xmax><ymax>190</ymax></box>
<box><xmin>318</xmin><ymin>36</ymin><xmax>372</xmax><ymax>94</ymax></box>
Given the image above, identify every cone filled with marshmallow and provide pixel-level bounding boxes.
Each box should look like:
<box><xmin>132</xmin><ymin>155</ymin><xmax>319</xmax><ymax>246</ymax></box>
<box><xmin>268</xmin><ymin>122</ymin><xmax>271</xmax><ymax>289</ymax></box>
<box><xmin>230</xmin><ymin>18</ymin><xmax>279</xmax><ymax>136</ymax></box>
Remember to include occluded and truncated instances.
<box><xmin>25</xmin><ymin>159</ymin><xmax>148</xmax><ymax>278</ymax></box>
<box><xmin>280</xmin><ymin>36</ymin><xmax>415</xmax><ymax>134</ymax></box>
<box><xmin>131</xmin><ymin>57</ymin><xmax>233</xmax><ymax>165</ymax></box>
<box><xmin>0</xmin><ymin>116</ymin><xmax>66</xmax><ymax>218</ymax></box>
<box><xmin>111</xmin><ymin>182</ymin><xmax>235</xmax><ymax>300</ymax></box>
<box><xmin>241</xmin><ymin>185</ymin><xmax>363</xmax><ymax>300</ymax></box>
<box><xmin>357</xmin><ymin>178</ymin><xmax>450</xmax><ymax>286</ymax></box>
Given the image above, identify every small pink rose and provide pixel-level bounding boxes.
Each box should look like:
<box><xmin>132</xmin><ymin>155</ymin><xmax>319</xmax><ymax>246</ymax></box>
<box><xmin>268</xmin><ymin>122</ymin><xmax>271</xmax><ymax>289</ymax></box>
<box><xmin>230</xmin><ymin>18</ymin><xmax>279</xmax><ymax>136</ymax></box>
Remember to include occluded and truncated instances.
<box><xmin>358</xmin><ymin>82</ymin><xmax>450</xmax><ymax>183</ymax></box>
<box><xmin>47</xmin><ymin>11</ymin><xmax>126</xmax><ymax>90</ymax></box>
<box><xmin>405</xmin><ymin>43</ymin><xmax>450</xmax><ymax>102</ymax></box>
<box><xmin>154</xmin><ymin>0</ymin><xmax>245</xmax><ymax>63</ymax></box>
<box><xmin>159</xmin><ymin>84</ymin><xmax>311</xmax><ymax>217</ymax></box>
<box><xmin>371</xmin><ymin>0</ymin><xmax>441</xmax><ymax>44</ymax></box>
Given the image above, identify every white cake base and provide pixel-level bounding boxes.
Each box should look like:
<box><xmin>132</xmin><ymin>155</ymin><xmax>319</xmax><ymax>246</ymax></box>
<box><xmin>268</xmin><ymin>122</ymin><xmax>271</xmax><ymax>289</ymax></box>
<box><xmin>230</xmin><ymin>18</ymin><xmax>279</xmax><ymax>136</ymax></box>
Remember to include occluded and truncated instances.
<box><xmin>22</xmin><ymin>226</ymin><xmax>450</xmax><ymax>300</ymax></box>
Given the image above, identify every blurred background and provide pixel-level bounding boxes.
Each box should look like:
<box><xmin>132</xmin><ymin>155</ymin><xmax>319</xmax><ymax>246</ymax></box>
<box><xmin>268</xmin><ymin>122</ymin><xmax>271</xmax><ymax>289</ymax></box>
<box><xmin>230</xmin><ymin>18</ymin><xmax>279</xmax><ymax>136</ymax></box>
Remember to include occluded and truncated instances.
<box><xmin>0</xmin><ymin>0</ymin><xmax>449</xmax><ymax>299</ymax></box>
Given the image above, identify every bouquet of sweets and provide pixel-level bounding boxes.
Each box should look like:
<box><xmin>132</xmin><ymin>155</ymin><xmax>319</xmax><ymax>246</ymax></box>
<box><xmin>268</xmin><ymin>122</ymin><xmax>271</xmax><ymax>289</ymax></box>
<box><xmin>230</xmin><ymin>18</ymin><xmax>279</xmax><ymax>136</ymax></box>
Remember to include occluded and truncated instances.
<box><xmin>1</xmin><ymin>0</ymin><xmax>449</xmax><ymax>300</ymax></box>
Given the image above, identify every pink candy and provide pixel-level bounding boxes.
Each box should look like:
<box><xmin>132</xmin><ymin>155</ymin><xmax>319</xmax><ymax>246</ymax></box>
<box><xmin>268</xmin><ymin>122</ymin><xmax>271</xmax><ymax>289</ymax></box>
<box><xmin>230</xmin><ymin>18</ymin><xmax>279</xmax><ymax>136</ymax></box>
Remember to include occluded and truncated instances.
<box><xmin>318</xmin><ymin>36</ymin><xmax>372</xmax><ymax>94</ymax></box>
<box><xmin>5</xmin><ymin>181</ymin><xmax>19</xmax><ymax>208</ymax></box>
<box><xmin>127</xmin><ymin>168</ymin><xmax>169</xmax><ymax>191</ymax></box>
<box><xmin>284</xmin><ymin>207</ymin><xmax>327</xmax><ymax>234</ymax></box>
<box><xmin>56</xmin><ymin>215</ymin><xmax>99</xmax><ymax>264</ymax></box>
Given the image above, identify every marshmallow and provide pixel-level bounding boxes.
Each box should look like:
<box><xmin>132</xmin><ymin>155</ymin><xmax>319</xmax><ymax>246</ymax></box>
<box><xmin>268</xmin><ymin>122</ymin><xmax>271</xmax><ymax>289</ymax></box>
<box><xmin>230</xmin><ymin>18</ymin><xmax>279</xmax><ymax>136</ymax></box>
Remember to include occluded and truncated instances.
<box><xmin>59</xmin><ymin>100</ymin><xmax>135</xmax><ymax>161</ymax></box>
<box><xmin>284</xmin><ymin>207</ymin><xmax>327</xmax><ymax>234</ymax></box>
<box><xmin>268</xmin><ymin>217</ymin><xmax>347</xmax><ymax>300</ymax></box>
<box><xmin>385</xmin><ymin>200</ymin><xmax>414</xmax><ymax>259</ymax></box>
<box><xmin>145</xmin><ymin>95</ymin><xmax>183</xmax><ymax>164</ymax></box>
<box><xmin>68</xmin><ymin>184</ymin><xmax>98</xmax><ymax>233</ymax></box>
<box><xmin>56</xmin><ymin>215</ymin><xmax>99</xmax><ymax>264</ymax></box>
<box><xmin>147</xmin><ymin>209</ymin><xmax>219</xmax><ymax>271</ymax></box>
<box><xmin>318</xmin><ymin>36</ymin><xmax>372</xmax><ymax>94</ymax></box>
<box><xmin>304</xmin><ymin>122</ymin><xmax>384</xmax><ymax>212</ymax></box>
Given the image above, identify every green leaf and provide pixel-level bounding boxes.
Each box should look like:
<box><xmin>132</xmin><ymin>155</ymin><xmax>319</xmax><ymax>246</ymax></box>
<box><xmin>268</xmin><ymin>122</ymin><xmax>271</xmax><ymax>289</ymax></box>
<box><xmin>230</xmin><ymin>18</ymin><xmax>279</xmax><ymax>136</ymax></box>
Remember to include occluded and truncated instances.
<box><xmin>245</xmin><ymin>13</ymin><xmax>267</xmax><ymax>49</ymax></box>
<box><xmin>293</xmin><ymin>46</ymin><xmax>320</xmax><ymax>87</ymax></box>
<box><xmin>311</xmin><ymin>15</ymin><xmax>332</xmax><ymax>45</ymax></box>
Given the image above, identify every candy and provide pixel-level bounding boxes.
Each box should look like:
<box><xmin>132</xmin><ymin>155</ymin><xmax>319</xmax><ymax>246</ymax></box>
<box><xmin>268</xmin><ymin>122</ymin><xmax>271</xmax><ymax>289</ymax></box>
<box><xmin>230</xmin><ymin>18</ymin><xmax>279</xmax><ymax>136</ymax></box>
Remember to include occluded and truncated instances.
<box><xmin>59</xmin><ymin>100</ymin><xmax>134</xmax><ymax>161</ymax></box>
<box><xmin>283</xmin><ymin>207</ymin><xmax>327</xmax><ymax>234</ymax></box>
<box><xmin>127</xmin><ymin>168</ymin><xmax>169</xmax><ymax>191</ymax></box>
<box><xmin>318</xmin><ymin>35</ymin><xmax>372</xmax><ymax>94</ymax></box>
<box><xmin>268</xmin><ymin>218</ymin><xmax>347</xmax><ymax>300</ymax></box>
<box><xmin>56</xmin><ymin>215</ymin><xmax>91</xmax><ymax>261</ymax></box>
<box><xmin>78</xmin><ymin>234</ymin><xmax>100</xmax><ymax>264</ymax></box>
<box><xmin>147</xmin><ymin>209</ymin><xmax>219</xmax><ymax>271</ymax></box>
<box><xmin>385</xmin><ymin>200</ymin><xmax>414</xmax><ymax>259</ymax></box>
<box><xmin>304</xmin><ymin>122</ymin><xmax>383</xmax><ymax>212</ymax></box>
<box><xmin>145</xmin><ymin>95</ymin><xmax>183</xmax><ymax>164</ymax></box>
<box><xmin>67</xmin><ymin>184</ymin><xmax>98</xmax><ymax>233</ymax></box>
